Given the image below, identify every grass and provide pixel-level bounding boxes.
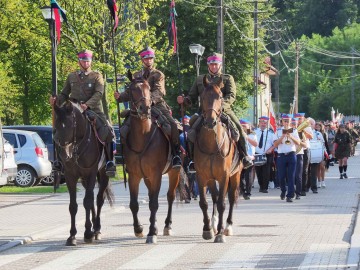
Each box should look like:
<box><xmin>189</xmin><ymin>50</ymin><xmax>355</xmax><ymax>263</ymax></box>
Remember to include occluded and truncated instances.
<box><xmin>0</xmin><ymin>185</ymin><xmax>68</xmax><ymax>193</ymax></box>
<box><xmin>111</xmin><ymin>165</ymin><xmax>125</xmax><ymax>181</ymax></box>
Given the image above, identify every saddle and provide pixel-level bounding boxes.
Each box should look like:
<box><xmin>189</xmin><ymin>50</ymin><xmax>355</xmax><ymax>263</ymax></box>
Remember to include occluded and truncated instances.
<box><xmin>85</xmin><ymin>110</ymin><xmax>114</xmax><ymax>143</ymax></box>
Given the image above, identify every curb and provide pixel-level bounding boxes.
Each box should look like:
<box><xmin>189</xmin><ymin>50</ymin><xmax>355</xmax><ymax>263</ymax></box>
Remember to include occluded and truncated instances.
<box><xmin>347</xmin><ymin>194</ymin><xmax>360</xmax><ymax>269</ymax></box>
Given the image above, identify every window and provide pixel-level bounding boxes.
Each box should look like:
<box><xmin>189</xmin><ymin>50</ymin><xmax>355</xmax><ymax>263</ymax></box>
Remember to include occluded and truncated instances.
<box><xmin>18</xmin><ymin>134</ymin><xmax>27</xmax><ymax>147</ymax></box>
<box><xmin>3</xmin><ymin>133</ymin><xmax>18</xmax><ymax>148</ymax></box>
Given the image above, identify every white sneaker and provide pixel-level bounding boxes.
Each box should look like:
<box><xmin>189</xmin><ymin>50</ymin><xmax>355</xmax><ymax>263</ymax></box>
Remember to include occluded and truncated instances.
<box><xmin>322</xmin><ymin>181</ymin><xmax>326</xmax><ymax>188</ymax></box>
<box><xmin>268</xmin><ymin>181</ymin><xmax>275</xmax><ymax>189</ymax></box>
<box><xmin>317</xmin><ymin>182</ymin><xmax>321</xmax><ymax>188</ymax></box>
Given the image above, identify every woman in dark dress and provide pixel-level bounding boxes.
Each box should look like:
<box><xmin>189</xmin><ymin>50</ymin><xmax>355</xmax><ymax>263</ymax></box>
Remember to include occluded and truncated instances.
<box><xmin>333</xmin><ymin>124</ymin><xmax>351</xmax><ymax>179</ymax></box>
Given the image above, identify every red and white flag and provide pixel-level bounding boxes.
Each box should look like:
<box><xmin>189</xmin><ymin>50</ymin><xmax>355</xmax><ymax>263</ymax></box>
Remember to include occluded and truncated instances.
<box><xmin>269</xmin><ymin>101</ymin><xmax>277</xmax><ymax>132</ymax></box>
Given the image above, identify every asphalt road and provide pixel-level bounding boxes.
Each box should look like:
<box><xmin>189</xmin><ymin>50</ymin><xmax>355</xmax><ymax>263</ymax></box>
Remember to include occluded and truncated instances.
<box><xmin>1</xmin><ymin>150</ymin><xmax>360</xmax><ymax>270</ymax></box>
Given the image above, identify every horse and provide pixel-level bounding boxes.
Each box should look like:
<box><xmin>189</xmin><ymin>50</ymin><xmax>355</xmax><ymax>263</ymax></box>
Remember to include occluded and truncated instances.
<box><xmin>194</xmin><ymin>76</ymin><xmax>242</xmax><ymax>243</ymax></box>
<box><xmin>123</xmin><ymin>72</ymin><xmax>180</xmax><ymax>244</ymax></box>
<box><xmin>53</xmin><ymin>100</ymin><xmax>114</xmax><ymax>246</ymax></box>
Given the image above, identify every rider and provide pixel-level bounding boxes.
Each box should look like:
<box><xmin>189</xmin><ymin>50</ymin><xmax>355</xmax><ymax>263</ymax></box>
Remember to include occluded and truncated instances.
<box><xmin>177</xmin><ymin>52</ymin><xmax>253</xmax><ymax>171</ymax></box>
<box><xmin>50</xmin><ymin>49</ymin><xmax>116</xmax><ymax>177</ymax></box>
<box><xmin>114</xmin><ymin>46</ymin><xmax>182</xmax><ymax>169</ymax></box>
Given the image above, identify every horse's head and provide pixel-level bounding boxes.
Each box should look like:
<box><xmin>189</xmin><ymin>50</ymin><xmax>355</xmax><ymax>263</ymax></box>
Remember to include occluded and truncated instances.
<box><xmin>127</xmin><ymin>70</ymin><xmax>151</xmax><ymax>119</ymax></box>
<box><xmin>53</xmin><ymin>100</ymin><xmax>85</xmax><ymax>158</ymax></box>
<box><xmin>200</xmin><ymin>76</ymin><xmax>223</xmax><ymax>129</ymax></box>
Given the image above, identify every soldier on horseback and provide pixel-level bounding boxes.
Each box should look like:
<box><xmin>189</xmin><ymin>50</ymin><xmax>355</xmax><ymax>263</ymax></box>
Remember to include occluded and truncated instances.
<box><xmin>114</xmin><ymin>46</ymin><xmax>182</xmax><ymax>168</ymax></box>
<box><xmin>177</xmin><ymin>52</ymin><xmax>253</xmax><ymax>172</ymax></box>
<box><xmin>50</xmin><ymin>49</ymin><xmax>116</xmax><ymax>177</ymax></box>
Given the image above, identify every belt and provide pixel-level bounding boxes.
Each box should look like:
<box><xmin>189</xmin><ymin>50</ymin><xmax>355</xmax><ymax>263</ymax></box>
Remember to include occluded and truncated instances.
<box><xmin>278</xmin><ymin>151</ymin><xmax>295</xmax><ymax>156</ymax></box>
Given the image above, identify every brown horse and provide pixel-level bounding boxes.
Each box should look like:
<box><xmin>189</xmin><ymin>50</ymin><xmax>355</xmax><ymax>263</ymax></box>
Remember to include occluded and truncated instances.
<box><xmin>53</xmin><ymin>101</ymin><xmax>114</xmax><ymax>246</ymax></box>
<box><xmin>194</xmin><ymin>76</ymin><xmax>242</xmax><ymax>243</ymax></box>
<box><xmin>123</xmin><ymin>72</ymin><xmax>180</xmax><ymax>244</ymax></box>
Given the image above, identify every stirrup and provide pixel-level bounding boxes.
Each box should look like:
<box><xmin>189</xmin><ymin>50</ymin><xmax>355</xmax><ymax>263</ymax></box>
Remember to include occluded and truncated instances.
<box><xmin>188</xmin><ymin>161</ymin><xmax>196</xmax><ymax>173</ymax></box>
<box><xmin>105</xmin><ymin>161</ymin><xmax>116</xmax><ymax>177</ymax></box>
<box><xmin>172</xmin><ymin>155</ymin><xmax>182</xmax><ymax>169</ymax></box>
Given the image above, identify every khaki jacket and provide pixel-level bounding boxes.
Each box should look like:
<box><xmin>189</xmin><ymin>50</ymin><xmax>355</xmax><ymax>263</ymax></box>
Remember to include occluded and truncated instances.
<box><xmin>118</xmin><ymin>67</ymin><xmax>166</xmax><ymax>104</ymax></box>
<box><xmin>187</xmin><ymin>73</ymin><xmax>236</xmax><ymax>111</ymax></box>
<box><xmin>58</xmin><ymin>70</ymin><xmax>104</xmax><ymax>114</ymax></box>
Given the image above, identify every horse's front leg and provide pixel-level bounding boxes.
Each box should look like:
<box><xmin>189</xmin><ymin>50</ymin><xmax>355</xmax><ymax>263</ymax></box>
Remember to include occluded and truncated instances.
<box><xmin>164</xmin><ymin>169</ymin><xmax>180</xmax><ymax>236</ymax></box>
<box><xmin>66</xmin><ymin>179</ymin><xmax>78</xmax><ymax>246</ymax></box>
<box><xmin>208</xmin><ymin>180</ymin><xmax>219</xmax><ymax>234</ymax></box>
<box><xmin>198</xmin><ymin>176</ymin><xmax>213</xmax><ymax>240</ymax></box>
<box><xmin>83</xmin><ymin>174</ymin><xmax>96</xmax><ymax>243</ymax></box>
<box><xmin>129</xmin><ymin>175</ymin><xmax>143</xmax><ymax>238</ymax></box>
<box><xmin>144</xmin><ymin>175</ymin><xmax>161</xmax><ymax>244</ymax></box>
<box><xmin>225</xmin><ymin>170</ymin><xmax>240</xmax><ymax>237</ymax></box>
<box><xmin>214</xmin><ymin>175</ymin><xmax>229</xmax><ymax>243</ymax></box>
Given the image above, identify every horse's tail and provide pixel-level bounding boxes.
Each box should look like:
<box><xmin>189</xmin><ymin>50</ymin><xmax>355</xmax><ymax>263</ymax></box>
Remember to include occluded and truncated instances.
<box><xmin>104</xmin><ymin>181</ymin><xmax>115</xmax><ymax>207</ymax></box>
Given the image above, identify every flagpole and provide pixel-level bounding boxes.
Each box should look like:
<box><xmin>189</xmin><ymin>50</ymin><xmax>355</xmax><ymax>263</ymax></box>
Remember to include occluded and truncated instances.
<box><xmin>108</xmin><ymin>1</ymin><xmax>127</xmax><ymax>188</ymax></box>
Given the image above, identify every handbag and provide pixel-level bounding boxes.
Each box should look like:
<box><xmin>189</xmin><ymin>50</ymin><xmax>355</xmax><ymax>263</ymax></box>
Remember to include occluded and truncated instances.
<box><xmin>254</xmin><ymin>129</ymin><xmax>269</xmax><ymax>166</ymax></box>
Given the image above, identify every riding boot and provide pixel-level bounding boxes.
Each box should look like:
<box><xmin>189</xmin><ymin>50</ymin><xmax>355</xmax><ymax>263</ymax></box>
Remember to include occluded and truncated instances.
<box><xmin>172</xmin><ymin>144</ymin><xmax>182</xmax><ymax>169</ymax></box>
<box><xmin>187</xmin><ymin>141</ymin><xmax>196</xmax><ymax>173</ymax></box>
<box><xmin>105</xmin><ymin>141</ymin><xmax>116</xmax><ymax>177</ymax></box>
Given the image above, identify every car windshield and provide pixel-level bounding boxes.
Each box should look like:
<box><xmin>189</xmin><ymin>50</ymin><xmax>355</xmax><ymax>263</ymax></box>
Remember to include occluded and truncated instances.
<box><xmin>32</xmin><ymin>133</ymin><xmax>46</xmax><ymax>148</ymax></box>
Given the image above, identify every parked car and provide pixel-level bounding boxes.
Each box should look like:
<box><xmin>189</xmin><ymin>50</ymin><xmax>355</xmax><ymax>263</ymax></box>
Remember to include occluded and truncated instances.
<box><xmin>3</xmin><ymin>140</ymin><xmax>17</xmax><ymax>181</ymax></box>
<box><xmin>0</xmin><ymin>130</ymin><xmax>8</xmax><ymax>187</ymax></box>
<box><xmin>2</xmin><ymin>129</ymin><xmax>52</xmax><ymax>187</ymax></box>
<box><xmin>3</xmin><ymin>125</ymin><xmax>56</xmax><ymax>185</ymax></box>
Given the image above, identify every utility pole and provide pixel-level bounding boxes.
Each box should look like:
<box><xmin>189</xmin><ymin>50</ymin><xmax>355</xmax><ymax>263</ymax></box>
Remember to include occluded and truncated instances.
<box><xmin>294</xmin><ymin>41</ymin><xmax>300</xmax><ymax>114</ymax></box>
<box><xmin>274</xmin><ymin>31</ymin><xmax>280</xmax><ymax>116</ymax></box>
<box><xmin>253</xmin><ymin>0</ymin><xmax>258</xmax><ymax>124</ymax></box>
<box><xmin>217</xmin><ymin>0</ymin><xmax>225</xmax><ymax>72</ymax></box>
<box><xmin>351</xmin><ymin>48</ymin><xmax>355</xmax><ymax>115</ymax></box>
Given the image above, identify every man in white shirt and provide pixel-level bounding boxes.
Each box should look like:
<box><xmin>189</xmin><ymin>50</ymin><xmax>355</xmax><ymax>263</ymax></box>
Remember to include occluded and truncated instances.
<box><xmin>254</xmin><ymin>116</ymin><xmax>275</xmax><ymax>193</ymax></box>
<box><xmin>270</xmin><ymin>114</ymin><xmax>301</xmax><ymax>202</ymax></box>
<box><xmin>239</xmin><ymin>119</ymin><xmax>258</xmax><ymax>199</ymax></box>
<box><xmin>294</xmin><ymin>113</ymin><xmax>313</xmax><ymax>196</ymax></box>
<box><xmin>307</xmin><ymin>117</ymin><xmax>325</xmax><ymax>193</ymax></box>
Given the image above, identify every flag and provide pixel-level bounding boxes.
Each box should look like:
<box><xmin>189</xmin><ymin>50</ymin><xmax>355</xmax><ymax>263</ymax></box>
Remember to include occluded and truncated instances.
<box><xmin>269</xmin><ymin>101</ymin><xmax>277</xmax><ymax>132</ymax></box>
<box><xmin>167</xmin><ymin>0</ymin><xmax>177</xmax><ymax>54</ymax></box>
<box><xmin>331</xmin><ymin>107</ymin><xmax>335</xmax><ymax>122</ymax></box>
<box><xmin>50</xmin><ymin>0</ymin><xmax>67</xmax><ymax>44</ymax></box>
<box><xmin>107</xmin><ymin>0</ymin><xmax>119</xmax><ymax>32</ymax></box>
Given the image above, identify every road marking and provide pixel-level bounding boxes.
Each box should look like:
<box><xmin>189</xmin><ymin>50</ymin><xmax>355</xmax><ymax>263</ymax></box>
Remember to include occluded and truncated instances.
<box><xmin>0</xmin><ymin>246</ymin><xmax>48</xmax><ymax>267</ymax></box>
<box><xmin>118</xmin><ymin>243</ymin><xmax>196</xmax><ymax>269</ymax></box>
<box><xmin>32</xmin><ymin>246</ymin><xmax>115</xmax><ymax>270</ymax></box>
<box><xmin>209</xmin><ymin>243</ymin><xmax>271</xmax><ymax>269</ymax></box>
<box><xmin>299</xmin><ymin>243</ymin><xmax>349</xmax><ymax>269</ymax></box>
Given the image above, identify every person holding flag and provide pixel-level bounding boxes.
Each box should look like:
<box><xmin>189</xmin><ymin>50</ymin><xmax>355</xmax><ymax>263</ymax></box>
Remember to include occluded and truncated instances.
<box><xmin>177</xmin><ymin>52</ymin><xmax>253</xmax><ymax>172</ymax></box>
<box><xmin>114</xmin><ymin>46</ymin><xmax>182</xmax><ymax>168</ymax></box>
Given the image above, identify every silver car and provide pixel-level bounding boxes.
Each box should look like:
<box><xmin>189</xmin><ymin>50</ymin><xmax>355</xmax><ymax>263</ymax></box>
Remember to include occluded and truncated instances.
<box><xmin>3</xmin><ymin>130</ymin><xmax>52</xmax><ymax>187</ymax></box>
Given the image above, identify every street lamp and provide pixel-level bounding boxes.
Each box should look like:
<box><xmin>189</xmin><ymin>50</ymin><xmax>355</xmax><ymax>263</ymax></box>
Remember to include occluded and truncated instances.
<box><xmin>41</xmin><ymin>6</ymin><xmax>62</xmax><ymax>97</ymax></box>
<box><xmin>189</xmin><ymin>44</ymin><xmax>205</xmax><ymax>77</ymax></box>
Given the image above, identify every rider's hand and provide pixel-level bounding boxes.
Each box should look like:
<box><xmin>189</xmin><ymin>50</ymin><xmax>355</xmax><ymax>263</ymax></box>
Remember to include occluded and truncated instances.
<box><xmin>114</xmin><ymin>91</ymin><xmax>120</xmax><ymax>100</ymax></box>
<box><xmin>49</xmin><ymin>96</ymin><xmax>56</xmax><ymax>106</ymax></box>
<box><xmin>80</xmin><ymin>103</ymin><xmax>88</xmax><ymax>111</ymax></box>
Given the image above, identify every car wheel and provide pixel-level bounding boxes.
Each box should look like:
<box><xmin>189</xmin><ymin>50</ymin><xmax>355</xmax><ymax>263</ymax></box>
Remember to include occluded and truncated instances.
<box><xmin>41</xmin><ymin>171</ymin><xmax>54</xmax><ymax>186</ymax></box>
<box><xmin>15</xmin><ymin>166</ymin><xmax>36</xmax><ymax>187</ymax></box>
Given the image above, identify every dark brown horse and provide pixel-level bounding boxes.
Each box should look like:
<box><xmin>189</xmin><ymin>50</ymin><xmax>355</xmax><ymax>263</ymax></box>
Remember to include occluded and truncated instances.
<box><xmin>53</xmin><ymin>101</ymin><xmax>114</xmax><ymax>246</ymax></box>
<box><xmin>123</xmin><ymin>72</ymin><xmax>180</xmax><ymax>244</ymax></box>
<box><xmin>194</xmin><ymin>76</ymin><xmax>242</xmax><ymax>243</ymax></box>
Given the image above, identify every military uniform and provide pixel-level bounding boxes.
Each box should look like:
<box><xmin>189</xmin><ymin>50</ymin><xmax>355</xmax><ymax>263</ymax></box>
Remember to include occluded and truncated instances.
<box><xmin>55</xmin><ymin>49</ymin><xmax>116</xmax><ymax>176</ymax></box>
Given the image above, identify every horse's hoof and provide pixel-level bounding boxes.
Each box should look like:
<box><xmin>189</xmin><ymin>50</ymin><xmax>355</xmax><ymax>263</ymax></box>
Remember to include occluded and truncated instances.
<box><xmin>66</xmin><ymin>236</ymin><xmax>77</xmax><ymax>246</ymax></box>
<box><xmin>135</xmin><ymin>232</ymin><xmax>144</xmax><ymax>238</ymax></box>
<box><xmin>224</xmin><ymin>224</ymin><xmax>233</xmax><ymax>236</ymax></box>
<box><xmin>95</xmin><ymin>232</ymin><xmax>102</xmax><ymax>240</ymax></box>
<box><xmin>214</xmin><ymin>234</ymin><xmax>226</xmax><ymax>243</ymax></box>
<box><xmin>84</xmin><ymin>232</ymin><xmax>95</xmax><ymax>243</ymax></box>
<box><xmin>163</xmin><ymin>227</ymin><xmax>173</xmax><ymax>236</ymax></box>
<box><xmin>202</xmin><ymin>230</ymin><xmax>214</xmax><ymax>240</ymax></box>
<box><xmin>146</xmin><ymin>235</ymin><xmax>157</xmax><ymax>244</ymax></box>
<box><xmin>134</xmin><ymin>225</ymin><xmax>143</xmax><ymax>238</ymax></box>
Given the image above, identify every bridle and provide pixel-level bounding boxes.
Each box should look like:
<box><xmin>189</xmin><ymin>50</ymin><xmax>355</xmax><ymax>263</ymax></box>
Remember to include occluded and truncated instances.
<box><xmin>201</xmin><ymin>88</ymin><xmax>223</xmax><ymax>130</ymax></box>
<box><xmin>129</xmin><ymin>80</ymin><xmax>151</xmax><ymax>120</ymax></box>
